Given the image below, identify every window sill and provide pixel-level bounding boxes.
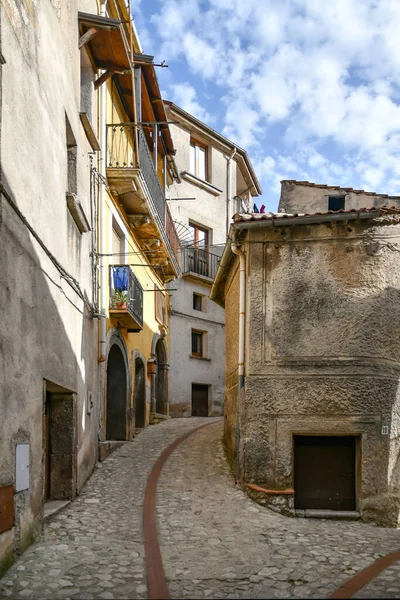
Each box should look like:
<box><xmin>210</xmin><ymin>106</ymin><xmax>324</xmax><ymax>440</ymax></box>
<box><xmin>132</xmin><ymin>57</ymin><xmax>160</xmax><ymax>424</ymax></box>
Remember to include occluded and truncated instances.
<box><xmin>181</xmin><ymin>171</ymin><xmax>222</xmax><ymax>196</ymax></box>
<box><xmin>189</xmin><ymin>355</ymin><xmax>211</xmax><ymax>361</ymax></box>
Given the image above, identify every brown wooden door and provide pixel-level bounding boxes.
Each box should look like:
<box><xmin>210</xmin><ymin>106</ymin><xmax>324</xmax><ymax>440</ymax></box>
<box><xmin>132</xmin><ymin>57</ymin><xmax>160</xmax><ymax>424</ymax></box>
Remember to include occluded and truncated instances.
<box><xmin>192</xmin><ymin>384</ymin><xmax>209</xmax><ymax>417</ymax></box>
<box><xmin>294</xmin><ymin>436</ymin><xmax>356</xmax><ymax>511</ymax></box>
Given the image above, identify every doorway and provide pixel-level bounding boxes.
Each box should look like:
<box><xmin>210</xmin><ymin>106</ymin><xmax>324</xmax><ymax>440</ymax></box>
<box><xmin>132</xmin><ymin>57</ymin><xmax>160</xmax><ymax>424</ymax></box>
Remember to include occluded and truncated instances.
<box><xmin>294</xmin><ymin>435</ymin><xmax>356</xmax><ymax>511</ymax></box>
<box><xmin>155</xmin><ymin>338</ymin><xmax>167</xmax><ymax>414</ymax></box>
<box><xmin>43</xmin><ymin>384</ymin><xmax>77</xmax><ymax>501</ymax></box>
<box><xmin>134</xmin><ymin>358</ymin><xmax>146</xmax><ymax>429</ymax></box>
<box><xmin>106</xmin><ymin>343</ymin><xmax>128</xmax><ymax>440</ymax></box>
<box><xmin>192</xmin><ymin>384</ymin><xmax>209</xmax><ymax>417</ymax></box>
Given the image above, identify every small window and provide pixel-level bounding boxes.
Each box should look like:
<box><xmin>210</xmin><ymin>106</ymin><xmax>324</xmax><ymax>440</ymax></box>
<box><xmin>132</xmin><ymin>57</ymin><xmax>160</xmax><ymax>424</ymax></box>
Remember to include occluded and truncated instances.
<box><xmin>190</xmin><ymin>140</ymin><xmax>207</xmax><ymax>180</ymax></box>
<box><xmin>191</xmin><ymin>330</ymin><xmax>203</xmax><ymax>357</ymax></box>
<box><xmin>328</xmin><ymin>196</ymin><xmax>345</xmax><ymax>211</ymax></box>
<box><xmin>193</xmin><ymin>293</ymin><xmax>203</xmax><ymax>311</ymax></box>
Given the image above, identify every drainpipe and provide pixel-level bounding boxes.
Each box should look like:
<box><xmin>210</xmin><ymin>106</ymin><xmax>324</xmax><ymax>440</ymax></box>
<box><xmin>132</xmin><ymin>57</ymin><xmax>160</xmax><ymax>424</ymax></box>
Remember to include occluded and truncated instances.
<box><xmin>231</xmin><ymin>232</ymin><xmax>245</xmax><ymax>485</ymax></box>
<box><xmin>226</xmin><ymin>147</ymin><xmax>237</xmax><ymax>238</ymax></box>
<box><xmin>99</xmin><ymin>0</ymin><xmax>107</xmax><ymax>362</ymax></box>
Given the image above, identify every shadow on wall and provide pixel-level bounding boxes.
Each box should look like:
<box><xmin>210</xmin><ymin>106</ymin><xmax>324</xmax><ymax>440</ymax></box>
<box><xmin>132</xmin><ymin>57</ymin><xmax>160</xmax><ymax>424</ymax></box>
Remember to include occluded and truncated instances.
<box><xmin>0</xmin><ymin>172</ymin><xmax>98</xmax><ymax>573</ymax></box>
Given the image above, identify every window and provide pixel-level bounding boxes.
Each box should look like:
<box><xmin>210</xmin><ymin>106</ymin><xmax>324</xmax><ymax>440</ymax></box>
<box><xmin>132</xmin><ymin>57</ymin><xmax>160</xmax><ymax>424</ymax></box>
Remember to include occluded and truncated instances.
<box><xmin>190</xmin><ymin>140</ymin><xmax>207</xmax><ymax>180</ymax></box>
<box><xmin>328</xmin><ymin>196</ymin><xmax>345</xmax><ymax>211</ymax></box>
<box><xmin>193</xmin><ymin>293</ymin><xmax>203</xmax><ymax>311</ymax></box>
<box><xmin>112</xmin><ymin>218</ymin><xmax>125</xmax><ymax>263</ymax></box>
<box><xmin>191</xmin><ymin>330</ymin><xmax>204</xmax><ymax>357</ymax></box>
<box><xmin>189</xmin><ymin>223</ymin><xmax>209</xmax><ymax>248</ymax></box>
<box><xmin>187</xmin><ymin>224</ymin><xmax>210</xmax><ymax>277</ymax></box>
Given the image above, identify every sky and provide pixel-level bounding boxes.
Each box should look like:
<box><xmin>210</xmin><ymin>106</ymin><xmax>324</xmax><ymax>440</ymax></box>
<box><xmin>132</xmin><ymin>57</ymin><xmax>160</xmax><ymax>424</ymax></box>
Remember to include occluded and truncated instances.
<box><xmin>132</xmin><ymin>0</ymin><xmax>400</xmax><ymax>211</ymax></box>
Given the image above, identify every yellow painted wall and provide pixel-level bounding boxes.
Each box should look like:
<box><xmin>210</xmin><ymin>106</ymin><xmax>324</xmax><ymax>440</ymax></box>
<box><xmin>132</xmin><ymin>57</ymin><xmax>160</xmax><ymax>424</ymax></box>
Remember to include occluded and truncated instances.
<box><xmin>101</xmin><ymin>79</ymin><xmax>170</xmax><ymax>427</ymax></box>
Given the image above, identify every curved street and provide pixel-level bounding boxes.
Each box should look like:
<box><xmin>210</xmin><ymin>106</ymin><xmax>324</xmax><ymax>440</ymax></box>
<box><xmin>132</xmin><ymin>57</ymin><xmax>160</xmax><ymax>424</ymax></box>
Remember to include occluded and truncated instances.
<box><xmin>1</xmin><ymin>418</ymin><xmax>400</xmax><ymax>600</ymax></box>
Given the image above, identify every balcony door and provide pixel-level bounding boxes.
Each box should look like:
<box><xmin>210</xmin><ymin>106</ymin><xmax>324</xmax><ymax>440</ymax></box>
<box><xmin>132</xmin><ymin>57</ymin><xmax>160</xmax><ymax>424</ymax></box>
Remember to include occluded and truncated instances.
<box><xmin>188</xmin><ymin>223</ymin><xmax>209</xmax><ymax>276</ymax></box>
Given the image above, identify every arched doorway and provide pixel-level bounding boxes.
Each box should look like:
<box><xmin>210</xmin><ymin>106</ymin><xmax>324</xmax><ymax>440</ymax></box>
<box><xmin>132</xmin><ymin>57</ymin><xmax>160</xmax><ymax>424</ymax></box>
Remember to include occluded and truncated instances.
<box><xmin>155</xmin><ymin>338</ymin><xmax>168</xmax><ymax>414</ymax></box>
<box><xmin>134</xmin><ymin>357</ymin><xmax>146</xmax><ymax>428</ymax></box>
<box><xmin>106</xmin><ymin>343</ymin><xmax>128</xmax><ymax>440</ymax></box>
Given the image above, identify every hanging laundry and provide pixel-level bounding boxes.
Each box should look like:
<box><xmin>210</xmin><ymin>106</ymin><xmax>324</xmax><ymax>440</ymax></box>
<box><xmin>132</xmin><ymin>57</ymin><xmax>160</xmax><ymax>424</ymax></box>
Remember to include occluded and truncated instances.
<box><xmin>253</xmin><ymin>203</ymin><xmax>259</xmax><ymax>213</ymax></box>
<box><xmin>113</xmin><ymin>266</ymin><xmax>129</xmax><ymax>291</ymax></box>
<box><xmin>260</xmin><ymin>204</ymin><xmax>266</xmax><ymax>213</ymax></box>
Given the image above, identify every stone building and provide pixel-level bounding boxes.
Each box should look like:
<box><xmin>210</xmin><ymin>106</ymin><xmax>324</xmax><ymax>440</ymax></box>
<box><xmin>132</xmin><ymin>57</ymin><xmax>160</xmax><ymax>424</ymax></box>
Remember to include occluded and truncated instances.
<box><xmin>0</xmin><ymin>0</ymin><xmax>180</xmax><ymax>573</ymax></box>
<box><xmin>0</xmin><ymin>0</ymin><xmax>101</xmax><ymax>573</ymax></box>
<box><xmin>165</xmin><ymin>101</ymin><xmax>261</xmax><ymax>417</ymax></box>
<box><xmin>95</xmin><ymin>2</ymin><xmax>181</xmax><ymax>453</ymax></box>
<box><xmin>211</xmin><ymin>180</ymin><xmax>400</xmax><ymax>526</ymax></box>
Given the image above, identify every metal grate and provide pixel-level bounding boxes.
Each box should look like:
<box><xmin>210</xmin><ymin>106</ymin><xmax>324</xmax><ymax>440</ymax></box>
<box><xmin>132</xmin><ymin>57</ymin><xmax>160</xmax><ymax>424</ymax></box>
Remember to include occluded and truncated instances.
<box><xmin>138</xmin><ymin>127</ymin><xmax>165</xmax><ymax>227</ymax></box>
<box><xmin>109</xmin><ymin>265</ymin><xmax>143</xmax><ymax>327</ymax></box>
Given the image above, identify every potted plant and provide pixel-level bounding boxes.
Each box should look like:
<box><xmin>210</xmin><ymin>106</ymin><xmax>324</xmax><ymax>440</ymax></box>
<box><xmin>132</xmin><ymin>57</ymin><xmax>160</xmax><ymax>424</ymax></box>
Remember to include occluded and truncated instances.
<box><xmin>112</xmin><ymin>289</ymin><xmax>128</xmax><ymax>309</ymax></box>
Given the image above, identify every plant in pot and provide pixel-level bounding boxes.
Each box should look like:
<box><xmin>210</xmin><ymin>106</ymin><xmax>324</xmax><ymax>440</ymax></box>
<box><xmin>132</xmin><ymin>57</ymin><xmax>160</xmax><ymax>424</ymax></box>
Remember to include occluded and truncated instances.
<box><xmin>112</xmin><ymin>289</ymin><xmax>128</xmax><ymax>309</ymax></box>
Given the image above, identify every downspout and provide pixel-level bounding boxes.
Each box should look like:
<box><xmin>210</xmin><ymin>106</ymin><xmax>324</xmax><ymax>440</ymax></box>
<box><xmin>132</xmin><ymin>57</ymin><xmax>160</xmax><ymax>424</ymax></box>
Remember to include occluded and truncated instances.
<box><xmin>231</xmin><ymin>230</ymin><xmax>245</xmax><ymax>485</ymax></box>
<box><xmin>226</xmin><ymin>147</ymin><xmax>237</xmax><ymax>238</ymax></box>
<box><xmin>99</xmin><ymin>0</ymin><xmax>107</xmax><ymax>362</ymax></box>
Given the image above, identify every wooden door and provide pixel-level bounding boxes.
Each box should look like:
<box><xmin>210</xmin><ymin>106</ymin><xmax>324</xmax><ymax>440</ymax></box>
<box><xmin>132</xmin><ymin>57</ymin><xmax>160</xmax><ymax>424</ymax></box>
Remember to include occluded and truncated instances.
<box><xmin>294</xmin><ymin>435</ymin><xmax>356</xmax><ymax>511</ymax></box>
<box><xmin>192</xmin><ymin>384</ymin><xmax>209</xmax><ymax>417</ymax></box>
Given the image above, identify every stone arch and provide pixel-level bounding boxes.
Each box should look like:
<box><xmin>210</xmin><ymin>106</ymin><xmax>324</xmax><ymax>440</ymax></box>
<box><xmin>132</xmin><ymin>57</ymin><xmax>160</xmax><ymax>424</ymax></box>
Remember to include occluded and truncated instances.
<box><xmin>106</xmin><ymin>330</ymin><xmax>130</xmax><ymax>440</ymax></box>
<box><xmin>133</xmin><ymin>350</ymin><xmax>146</xmax><ymax>429</ymax></box>
<box><xmin>150</xmin><ymin>333</ymin><xmax>169</xmax><ymax>415</ymax></box>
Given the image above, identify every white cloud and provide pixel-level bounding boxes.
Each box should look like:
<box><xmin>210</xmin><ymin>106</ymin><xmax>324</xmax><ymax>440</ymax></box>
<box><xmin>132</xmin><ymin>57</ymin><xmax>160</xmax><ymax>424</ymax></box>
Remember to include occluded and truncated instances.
<box><xmin>168</xmin><ymin>82</ymin><xmax>214</xmax><ymax>124</ymax></box>
<box><xmin>147</xmin><ymin>0</ymin><xmax>400</xmax><ymax>207</ymax></box>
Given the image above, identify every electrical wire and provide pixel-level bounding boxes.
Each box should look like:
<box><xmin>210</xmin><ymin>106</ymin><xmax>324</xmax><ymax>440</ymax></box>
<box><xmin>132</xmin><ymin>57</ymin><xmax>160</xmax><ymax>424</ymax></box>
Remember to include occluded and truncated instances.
<box><xmin>0</xmin><ymin>181</ymin><xmax>96</xmax><ymax>316</ymax></box>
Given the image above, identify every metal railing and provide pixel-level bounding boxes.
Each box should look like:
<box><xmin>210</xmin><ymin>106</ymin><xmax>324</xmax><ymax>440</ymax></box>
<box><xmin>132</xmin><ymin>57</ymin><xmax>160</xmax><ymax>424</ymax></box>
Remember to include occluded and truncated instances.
<box><xmin>165</xmin><ymin>203</ymin><xmax>182</xmax><ymax>269</ymax></box>
<box><xmin>109</xmin><ymin>265</ymin><xmax>143</xmax><ymax>327</ymax></box>
<box><xmin>182</xmin><ymin>247</ymin><xmax>220</xmax><ymax>280</ymax></box>
<box><xmin>138</xmin><ymin>127</ymin><xmax>165</xmax><ymax>227</ymax></box>
<box><xmin>106</xmin><ymin>124</ymin><xmax>136</xmax><ymax>169</ymax></box>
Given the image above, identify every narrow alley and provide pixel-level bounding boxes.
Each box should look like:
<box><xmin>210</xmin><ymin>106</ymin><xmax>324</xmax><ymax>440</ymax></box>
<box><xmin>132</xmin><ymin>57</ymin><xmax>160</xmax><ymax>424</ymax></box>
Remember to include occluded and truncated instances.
<box><xmin>1</xmin><ymin>419</ymin><xmax>399</xmax><ymax>600</ymax></box>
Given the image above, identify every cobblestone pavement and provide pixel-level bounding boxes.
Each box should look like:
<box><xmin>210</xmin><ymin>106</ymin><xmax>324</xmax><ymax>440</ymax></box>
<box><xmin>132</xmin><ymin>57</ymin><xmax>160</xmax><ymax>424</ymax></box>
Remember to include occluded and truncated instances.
<box><xmin>354</xmin><ymin>561</ymin><xmax>400</xmax><ymax>598</ymax></box>
<box><xmin>156</xmin><ymin>420</ymin><xmax>400</xmax><ymax>599</ymax></box>
<box><xmin>0</xmin><ymin>418</ymin><xmax>218</xmax><ymax>600</ymax></box>
<box><xmin>1</xmin><ymin>417</ymin><xmax>400</xmax><ymax>600</ymax></box>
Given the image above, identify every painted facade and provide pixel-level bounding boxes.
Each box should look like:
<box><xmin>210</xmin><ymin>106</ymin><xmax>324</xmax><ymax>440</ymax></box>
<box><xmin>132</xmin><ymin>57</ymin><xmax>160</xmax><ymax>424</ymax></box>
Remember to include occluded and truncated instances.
<box><xmin>211</xmin><ymin>181</ymin><xmax>400</xmax><ymax>527</ymax></box>
<box><xmin>165</xmin><ymin>102</ymin><xmax>261</xmax><ymax>417</ymax></box>
<box><xmin>0</xmin><ymin>0</ymin><xmax>180</xmax><ymax>573</ymax></box>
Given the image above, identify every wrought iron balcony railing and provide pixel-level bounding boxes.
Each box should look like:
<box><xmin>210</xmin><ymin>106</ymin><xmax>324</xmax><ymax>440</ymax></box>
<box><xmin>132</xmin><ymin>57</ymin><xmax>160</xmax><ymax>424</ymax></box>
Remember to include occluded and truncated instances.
<box><xmin>106</xmin><ymin>125</ymin><xmax>166</xmax><ymax>228</ymax></box>
<box><xmin>106</xmin><ymin>124</ymin><xmax>136</xmax><ymax>169</ymax></box>
<box><xmin>138</xmin><ymin>127</ymin><xmax>165</xmax><ymax>227</ymax></box>
<box><xmin>182</xmin><ymin>247</ymin><xmax>220</xmax><ymax>280</ymax></box>
<box><xmin>109</xmin><ymin>265</ymin><xmax>143</xmax><ymax>329</ymax></box>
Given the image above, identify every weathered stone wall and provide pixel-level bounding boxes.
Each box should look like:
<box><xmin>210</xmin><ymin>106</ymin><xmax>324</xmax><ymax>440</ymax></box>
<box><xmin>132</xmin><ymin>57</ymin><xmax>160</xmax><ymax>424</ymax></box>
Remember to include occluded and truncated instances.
<box><xmin>279</xmin><ymin>180</ymin><xmax>400</xmax><ymax>214</ymax></box>
<box><xmin>225</xmin><ymin>218</ymin><xmax>400</xmax><ymax>525</ymax></box>
<box><xmin>0</xmin><ymin>0</ymin><xmax>99</xmax><ymax>572</ymax></box>
<box><xmin>224</xmin><ymin>259</ymin><xmax>240</xmax><ymax>463</ymax></box>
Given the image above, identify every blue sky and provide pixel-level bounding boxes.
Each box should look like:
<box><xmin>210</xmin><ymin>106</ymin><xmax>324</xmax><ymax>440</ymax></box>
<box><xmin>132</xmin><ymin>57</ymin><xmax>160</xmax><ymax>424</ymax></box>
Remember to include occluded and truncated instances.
<box><xmin>132</xmin><ymin>0</ymin><xmax>400</xmax><ymax>211</ymax></box>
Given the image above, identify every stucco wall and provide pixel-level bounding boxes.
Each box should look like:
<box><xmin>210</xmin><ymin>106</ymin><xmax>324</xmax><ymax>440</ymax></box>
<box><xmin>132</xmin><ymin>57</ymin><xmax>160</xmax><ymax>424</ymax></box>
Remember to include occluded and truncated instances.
<box><xmin>0</xmin><ymin>0</ymin><xmax>99</xmax><ymax>572</ymax></box>
<box><xmin>224</xmin><ymin>218</ymin><xmax>400</xmax><ymax>525</ymax></box>
<box><xmin>165</xmin><ymin>110</ymin><xmax>231</xmax><ymax>417</ymax></box>
<box><xmin>168</xmin><ymin>276</ymin><xmax>225</xmax><ymax>417</ymax></box>
<box><xmin>279</xmin><ymin>180</ymin><xmax>400</xmax><ymax>214</ymax></box>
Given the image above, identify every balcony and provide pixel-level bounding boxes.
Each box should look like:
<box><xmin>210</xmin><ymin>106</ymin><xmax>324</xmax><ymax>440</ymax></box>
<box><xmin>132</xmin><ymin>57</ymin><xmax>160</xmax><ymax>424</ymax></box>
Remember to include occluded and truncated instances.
<box><xmin>106</xmin><ymin>124</ymin><xmax>165</xmax><ymax>225</ymax></box>
<box><xmin>182</xmin><ymin>247</ymin><xmax>220</xmax><ymax>282</ymax></box>
<box><xmin>106</xmin><ymin>124</ymin><xmax>180</xmax><ymax>281</ymax></box>
<box><xmin>109</xmin><ymin>265</ymin><xmax>143</xmax><ymax>331</ymax></box>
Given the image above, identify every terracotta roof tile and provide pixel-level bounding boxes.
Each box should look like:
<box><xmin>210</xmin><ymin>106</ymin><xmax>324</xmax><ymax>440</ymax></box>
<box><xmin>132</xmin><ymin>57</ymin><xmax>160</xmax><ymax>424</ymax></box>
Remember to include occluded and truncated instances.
<box><xmin>280</xmin><ymin>179</ymin><xmax>400</xmax><ymax>199</ymax></box>
<box><xmin>235</xmin><ymin>206</ymin><xmax>400</xmax><ymax>223</ymax></box>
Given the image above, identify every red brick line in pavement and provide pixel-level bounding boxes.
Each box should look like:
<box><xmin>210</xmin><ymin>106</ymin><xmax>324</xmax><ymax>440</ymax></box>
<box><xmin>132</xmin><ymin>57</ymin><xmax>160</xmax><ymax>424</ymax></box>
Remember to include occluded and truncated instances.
<box><xmin>329</xmin><ymin>551</ymin><xmax>400</xmax><ymax>599</ymax></box>
<box><xmin>143</xmin><ymin>419</ymin><xmax>222</xmax><ymax>600</ymax></box>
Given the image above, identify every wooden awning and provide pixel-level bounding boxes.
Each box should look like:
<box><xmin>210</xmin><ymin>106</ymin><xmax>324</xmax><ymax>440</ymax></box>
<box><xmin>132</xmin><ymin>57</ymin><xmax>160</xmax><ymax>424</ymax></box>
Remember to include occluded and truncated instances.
<box><xmin>133</xmin><ymin>53</ymin><xmax>174</xmax><ymax>155</ymax></box>
<box><xmin>78</xmin><ymin>12</ymin><xmax>130</xmax><ymax>72</ymax></box>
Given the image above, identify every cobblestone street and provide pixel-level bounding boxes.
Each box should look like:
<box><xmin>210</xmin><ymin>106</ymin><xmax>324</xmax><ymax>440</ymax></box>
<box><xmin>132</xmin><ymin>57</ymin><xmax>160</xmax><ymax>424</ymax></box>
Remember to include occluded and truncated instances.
<box><xmin>1</xmin><ymin>418</ymin><xmax>400</xmax><ymax>600</ymax></box>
